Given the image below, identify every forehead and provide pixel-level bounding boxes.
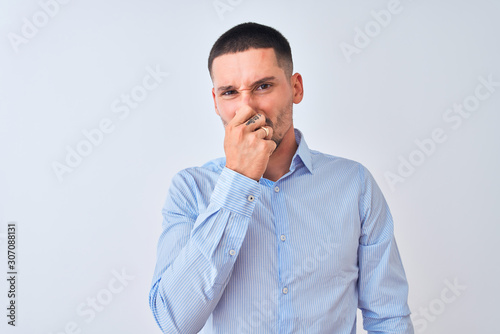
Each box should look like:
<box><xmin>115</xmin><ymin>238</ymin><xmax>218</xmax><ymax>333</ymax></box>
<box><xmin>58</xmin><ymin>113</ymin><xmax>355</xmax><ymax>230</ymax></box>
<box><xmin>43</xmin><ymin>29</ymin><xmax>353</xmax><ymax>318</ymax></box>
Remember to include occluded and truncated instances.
<box><xmin>211</xmin><ymin>48</ymin><xmax>283</xmax><ymax>85</ymax></box>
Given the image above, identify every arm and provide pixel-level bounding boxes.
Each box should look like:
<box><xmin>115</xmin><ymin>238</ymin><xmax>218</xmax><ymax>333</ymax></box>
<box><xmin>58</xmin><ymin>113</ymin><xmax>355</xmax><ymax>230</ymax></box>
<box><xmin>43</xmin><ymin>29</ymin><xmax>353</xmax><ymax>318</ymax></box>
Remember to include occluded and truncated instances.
<box><xmin>357</xmin><ymin>165</ymin><xmax>414</xmax><ymax>334</ymax></box>
<box><xmin>149</xmin><ymin>167</ymin><xmax>260</xmax><ymax>333</ymax></box>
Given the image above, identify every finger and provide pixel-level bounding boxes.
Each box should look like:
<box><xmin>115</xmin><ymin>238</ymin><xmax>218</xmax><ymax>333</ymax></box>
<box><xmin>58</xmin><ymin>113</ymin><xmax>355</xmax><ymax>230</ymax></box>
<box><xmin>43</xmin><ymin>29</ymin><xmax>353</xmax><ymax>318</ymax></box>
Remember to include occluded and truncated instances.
<box><xmin>229</xmin><ymin>105</ymin><xmax>257</xmax><ymax>126</ymax></box>
<box><xmin>255</xmin><ymin>126</ymin><xmax>273</xmax><ymax>140</ymax></box>
<box><xmin>243</xmin><ymin>113</ymin><xmax>266</xmax><ymax>131</ymax></box>
<box><xmin>267</xmin><ymin>139</ymin><xmax>277</xmax><ymax>156</ymax></box>
<box><xmin>264</xmin><ymin>126</ymin><xmax>273</xmax><ymax>140</ymax></box>
<box><xmin>255</xmin><ymin>126</ymin><xmax>268</xmax><ymax>139</ymax></box>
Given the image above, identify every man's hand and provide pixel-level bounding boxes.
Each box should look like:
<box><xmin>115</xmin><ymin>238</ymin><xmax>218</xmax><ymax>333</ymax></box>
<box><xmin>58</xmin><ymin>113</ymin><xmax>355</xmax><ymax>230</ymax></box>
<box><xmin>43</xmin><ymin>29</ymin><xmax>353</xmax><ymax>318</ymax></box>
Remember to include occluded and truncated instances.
<box><xmin>224</xmin><ymin>106</ymin><xmax>276</xmax><ymax>181</ymax></box>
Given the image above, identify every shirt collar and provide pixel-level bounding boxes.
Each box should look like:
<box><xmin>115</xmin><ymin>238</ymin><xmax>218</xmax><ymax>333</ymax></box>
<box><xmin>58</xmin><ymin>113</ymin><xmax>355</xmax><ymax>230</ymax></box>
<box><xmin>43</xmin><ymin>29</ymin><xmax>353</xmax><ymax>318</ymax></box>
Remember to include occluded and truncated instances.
<box><xmin>290</xmin><ymin>128</ymin><xmax>313</xmax><ymax>174</ymax></box>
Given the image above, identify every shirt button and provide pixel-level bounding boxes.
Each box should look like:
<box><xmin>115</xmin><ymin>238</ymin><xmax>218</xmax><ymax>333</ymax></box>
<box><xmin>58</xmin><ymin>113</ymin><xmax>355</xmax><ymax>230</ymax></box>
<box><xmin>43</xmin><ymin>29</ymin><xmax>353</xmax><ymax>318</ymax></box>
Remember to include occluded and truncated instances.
<box><xmin>247</xmin><ymin>195</ymin><xmax>255</xmax><ymax>202</ymax></box>
<box><xmin>229</xmin><ymin>249</ymin><xmax>236</xmax><ymax>256</ymax></box>
<box><xmin>280</xmin><ymin>234</ymin><xmax>286</xmax><ymax>242</ymax></box>
<box><xmin>274</xmin><ymin>186</ymin><xmax>280</xmax><ymax>193</ymax></box>
<box><xmin>282</xmin><ymin>287</ymin><xmax>288</xmax><ymax>294</ymax></box>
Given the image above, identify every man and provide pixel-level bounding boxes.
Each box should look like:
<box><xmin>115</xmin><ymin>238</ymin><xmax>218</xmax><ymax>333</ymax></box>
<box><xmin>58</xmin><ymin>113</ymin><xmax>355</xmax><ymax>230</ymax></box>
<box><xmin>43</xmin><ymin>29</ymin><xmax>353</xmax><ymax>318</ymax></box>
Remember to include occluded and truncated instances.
<box><xmin>149</xmin><ymin>22</ymin><xmax>414</xmax><ymax>333</ymax></box>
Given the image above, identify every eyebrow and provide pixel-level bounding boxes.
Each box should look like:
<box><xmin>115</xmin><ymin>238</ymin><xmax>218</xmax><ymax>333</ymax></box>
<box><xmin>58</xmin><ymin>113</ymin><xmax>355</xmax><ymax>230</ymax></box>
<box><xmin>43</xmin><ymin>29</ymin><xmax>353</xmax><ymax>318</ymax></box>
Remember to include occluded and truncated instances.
<box><xmin>217</xmin><ymin>76</ymin><xmax>277</xmax><ymax>93</ymax></box>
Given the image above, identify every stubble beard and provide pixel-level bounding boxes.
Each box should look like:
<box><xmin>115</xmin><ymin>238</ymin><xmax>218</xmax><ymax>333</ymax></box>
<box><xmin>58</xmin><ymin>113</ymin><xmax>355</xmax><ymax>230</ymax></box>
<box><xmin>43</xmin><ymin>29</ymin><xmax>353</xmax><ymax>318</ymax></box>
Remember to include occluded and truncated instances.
<box><xmin>270</xmin><ymin>101</ymin><xmax>293</xmax><ymax>150</ymax></box>
<box><xmin>219</xmin><ymin>101</ymin><xmax>294</xmax><ymax>150</ymax></box>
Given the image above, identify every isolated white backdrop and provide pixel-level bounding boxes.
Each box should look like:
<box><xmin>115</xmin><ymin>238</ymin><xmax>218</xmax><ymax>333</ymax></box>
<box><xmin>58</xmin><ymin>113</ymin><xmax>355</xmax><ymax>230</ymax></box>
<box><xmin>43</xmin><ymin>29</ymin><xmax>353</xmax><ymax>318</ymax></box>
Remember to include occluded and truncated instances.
<box><xmin>1</xmin><ymin>0</ymin><xmax>499</xmax><ymax>333</ymax></box>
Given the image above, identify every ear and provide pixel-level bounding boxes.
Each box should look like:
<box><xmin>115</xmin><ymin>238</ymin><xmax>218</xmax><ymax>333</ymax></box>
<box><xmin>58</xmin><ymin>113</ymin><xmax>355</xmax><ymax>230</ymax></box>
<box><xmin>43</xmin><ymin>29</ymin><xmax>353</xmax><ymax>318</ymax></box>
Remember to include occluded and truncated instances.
<box><xmin>291</xmin><ymin>73</ymin><xmax>304</xmax><ymax>104</ymax></box>
<box><xmin>212</xmin><ymin>87</ymin><xmax>220</xmax><ymax>116</ymax></box>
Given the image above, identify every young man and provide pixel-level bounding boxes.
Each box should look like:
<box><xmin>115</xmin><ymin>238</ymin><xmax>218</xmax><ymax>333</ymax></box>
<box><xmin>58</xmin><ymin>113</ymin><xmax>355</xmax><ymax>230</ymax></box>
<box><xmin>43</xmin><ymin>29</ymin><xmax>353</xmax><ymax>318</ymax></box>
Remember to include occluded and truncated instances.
<box><xmin>150</xmin><ymin>22</ymin><xmax>414</xmax><ymax>333</ymax></box>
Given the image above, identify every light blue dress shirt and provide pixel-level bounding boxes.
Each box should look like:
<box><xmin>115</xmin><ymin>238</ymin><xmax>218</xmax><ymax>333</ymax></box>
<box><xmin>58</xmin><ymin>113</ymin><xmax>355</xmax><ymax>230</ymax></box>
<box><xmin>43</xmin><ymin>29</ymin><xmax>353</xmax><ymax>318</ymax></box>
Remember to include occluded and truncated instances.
<box><xmin>150</xmin><ymin>129</ymin><xmax>413</xmax><ymax>333</ymax></box>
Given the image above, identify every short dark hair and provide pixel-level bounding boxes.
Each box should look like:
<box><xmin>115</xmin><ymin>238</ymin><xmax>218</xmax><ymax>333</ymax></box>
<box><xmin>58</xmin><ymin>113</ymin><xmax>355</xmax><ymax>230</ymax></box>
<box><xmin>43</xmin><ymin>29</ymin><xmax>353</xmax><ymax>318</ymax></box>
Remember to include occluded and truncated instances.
<box><xmin>208</xmin><ymin>22</ymin><xmax>293</xmax><ymax>79</ymax></box>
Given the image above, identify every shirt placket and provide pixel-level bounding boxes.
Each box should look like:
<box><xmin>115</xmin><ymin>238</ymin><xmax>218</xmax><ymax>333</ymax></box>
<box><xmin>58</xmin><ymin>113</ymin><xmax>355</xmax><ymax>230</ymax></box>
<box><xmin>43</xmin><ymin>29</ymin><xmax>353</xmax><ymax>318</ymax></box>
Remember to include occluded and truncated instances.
<box><xmin>272</xmin><ymin>180</ymin><xmax>294</xmax><ymax>333</ymax></box>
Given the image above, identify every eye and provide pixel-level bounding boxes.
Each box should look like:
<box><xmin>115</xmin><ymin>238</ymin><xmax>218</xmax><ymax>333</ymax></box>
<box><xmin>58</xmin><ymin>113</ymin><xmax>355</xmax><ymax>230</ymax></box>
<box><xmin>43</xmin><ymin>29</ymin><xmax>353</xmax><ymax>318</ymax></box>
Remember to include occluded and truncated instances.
<box><xmin>222</xmin><ymin>90</ymin><xmax>237</xmax><ymax>96</ymax></box>
<box><xmin>256</xmin><ymin>83</ymin><xmax>271</xmax><ymax>90</ymax></box>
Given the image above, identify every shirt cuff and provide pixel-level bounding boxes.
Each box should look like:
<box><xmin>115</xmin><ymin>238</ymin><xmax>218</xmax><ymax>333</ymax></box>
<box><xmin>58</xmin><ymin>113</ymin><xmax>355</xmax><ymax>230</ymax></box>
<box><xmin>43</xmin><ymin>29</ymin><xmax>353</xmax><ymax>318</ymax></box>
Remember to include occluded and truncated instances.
<box><xmin>210</xmin><ymin>167</ymin><xmax>261</xmax><ymax>217</ymax></box>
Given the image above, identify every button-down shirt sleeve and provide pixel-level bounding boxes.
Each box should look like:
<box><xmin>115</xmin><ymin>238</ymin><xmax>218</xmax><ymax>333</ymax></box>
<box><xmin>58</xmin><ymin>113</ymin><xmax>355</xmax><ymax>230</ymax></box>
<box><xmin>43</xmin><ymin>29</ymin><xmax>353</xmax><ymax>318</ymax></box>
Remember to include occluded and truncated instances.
<box><xmin>357</xmin><ymin>165</ymin><xmax>414</xmax><ymax>334</ymax></box>
<box><xmin>149</xmin><ymin>166</ymin><xmax>260</xmax><ymax>334</ymax></box>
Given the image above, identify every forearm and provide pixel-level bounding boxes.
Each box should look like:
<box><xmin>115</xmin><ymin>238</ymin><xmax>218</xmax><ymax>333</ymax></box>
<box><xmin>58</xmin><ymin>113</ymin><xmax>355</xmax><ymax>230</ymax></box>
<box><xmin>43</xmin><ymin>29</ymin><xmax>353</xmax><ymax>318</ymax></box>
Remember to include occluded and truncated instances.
<box><xmin>149</xmin><ymin>167</ymin><xmax>260</xmax><ymax>333</ymax></box>
<box><xmin>149</xmin><ymin>218</ymin><xmax>243</xmax><ymax>333</ymax></box>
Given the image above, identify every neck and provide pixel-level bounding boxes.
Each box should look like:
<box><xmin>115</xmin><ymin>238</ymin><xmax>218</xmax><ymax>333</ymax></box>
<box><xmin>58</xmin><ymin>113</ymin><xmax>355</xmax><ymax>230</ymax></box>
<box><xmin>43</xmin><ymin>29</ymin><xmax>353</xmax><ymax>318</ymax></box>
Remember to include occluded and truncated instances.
<box><xmin>263</xmin><ymin>126</ymin><xmax>297</xmax><ymax>182</ymax></box>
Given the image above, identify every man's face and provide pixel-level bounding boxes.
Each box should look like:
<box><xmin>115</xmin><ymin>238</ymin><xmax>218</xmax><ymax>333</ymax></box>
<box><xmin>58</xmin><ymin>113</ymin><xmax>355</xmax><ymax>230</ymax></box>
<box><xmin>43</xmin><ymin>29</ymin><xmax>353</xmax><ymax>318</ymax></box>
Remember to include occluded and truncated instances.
<box><xmin>211</xmin><ymin>48</ymin><xmax>303</xmax><ymax>148</ymax></box>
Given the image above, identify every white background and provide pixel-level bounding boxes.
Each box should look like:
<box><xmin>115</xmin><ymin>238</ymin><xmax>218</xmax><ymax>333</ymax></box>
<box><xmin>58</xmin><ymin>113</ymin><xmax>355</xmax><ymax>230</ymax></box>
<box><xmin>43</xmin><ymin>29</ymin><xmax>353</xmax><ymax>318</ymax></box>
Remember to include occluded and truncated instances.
<box><xmin>1</xmin><ymin>0</ymin><xmax>499</xmax><ymax>333</ymax></box>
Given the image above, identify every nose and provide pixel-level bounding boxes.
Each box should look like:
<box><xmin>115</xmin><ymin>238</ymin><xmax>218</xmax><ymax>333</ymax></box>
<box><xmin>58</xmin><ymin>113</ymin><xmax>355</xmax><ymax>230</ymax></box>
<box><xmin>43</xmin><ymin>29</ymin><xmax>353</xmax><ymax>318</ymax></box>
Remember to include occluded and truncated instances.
<box><xmin>239</xmin><ymin>90</ymin><xmax>258</xmax><ymax>111</ymax></box>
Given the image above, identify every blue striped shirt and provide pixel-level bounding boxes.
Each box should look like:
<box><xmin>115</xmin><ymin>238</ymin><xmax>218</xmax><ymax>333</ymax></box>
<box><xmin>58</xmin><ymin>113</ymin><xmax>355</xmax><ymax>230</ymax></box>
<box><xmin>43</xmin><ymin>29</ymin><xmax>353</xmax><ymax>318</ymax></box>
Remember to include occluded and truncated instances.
<box><xmin>149</xmin><ymin>129</ymin><xmax>413</xmax><ymax>333</ymax></box>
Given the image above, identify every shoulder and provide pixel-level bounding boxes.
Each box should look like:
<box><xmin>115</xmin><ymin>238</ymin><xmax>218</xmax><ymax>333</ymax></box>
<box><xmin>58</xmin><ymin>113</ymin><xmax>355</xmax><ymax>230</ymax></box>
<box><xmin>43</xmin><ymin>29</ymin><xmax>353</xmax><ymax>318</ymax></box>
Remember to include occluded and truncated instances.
<box><xmin>164</xmin><ymin>157</ymin><xmax>225</xmax><ymax>213</ymax></box>
<box><xmin>174</xmin><ymin>156</ymin><xmax>224</xmax><ymax>178</ymax></box>
<box><xmin>170</xmin><ymin>157</ymin><xmax>225</xmax><ymax>192</ymax></box>
<box><xmin>307</xmin><ymin>149</ymin><xmax>381</xmax><ymax>196</ymax></box>
<box><xmin>309</xmin><ymin>149</ymin><xmax>366</xmax><ymax>177</ymax></box>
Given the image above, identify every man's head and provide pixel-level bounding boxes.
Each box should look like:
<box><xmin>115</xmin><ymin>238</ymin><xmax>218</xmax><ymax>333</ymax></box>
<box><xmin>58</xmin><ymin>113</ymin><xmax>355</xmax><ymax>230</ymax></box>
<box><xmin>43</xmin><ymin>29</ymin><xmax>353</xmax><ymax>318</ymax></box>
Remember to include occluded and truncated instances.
<box><xmin>208</xmin><ymin>22</ymin><xmax>293</xmax><ymax>80</ymax></box>
<box><xmin>209</xmin><ymin>23</ymin><xmax>303</xmax><ymax>150</ymax></box>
